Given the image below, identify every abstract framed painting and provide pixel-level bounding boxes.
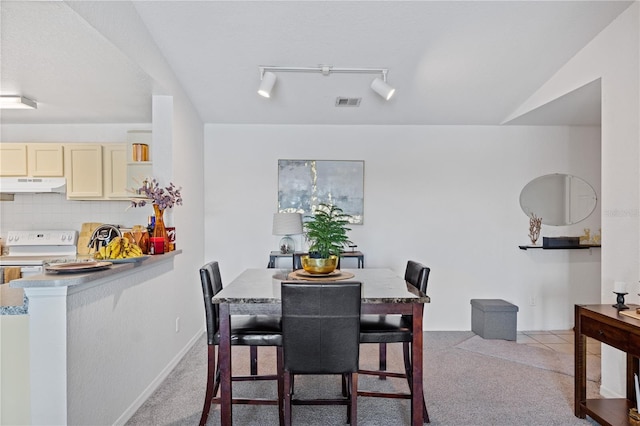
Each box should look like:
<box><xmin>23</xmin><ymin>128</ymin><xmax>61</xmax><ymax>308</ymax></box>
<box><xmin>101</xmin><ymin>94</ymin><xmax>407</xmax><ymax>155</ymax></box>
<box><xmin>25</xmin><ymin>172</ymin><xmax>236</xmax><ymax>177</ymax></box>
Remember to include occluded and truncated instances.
<box><xmin>278</xmin><ymin>159</ymin><xmax>364</xmax><ymax>224</ymax></box>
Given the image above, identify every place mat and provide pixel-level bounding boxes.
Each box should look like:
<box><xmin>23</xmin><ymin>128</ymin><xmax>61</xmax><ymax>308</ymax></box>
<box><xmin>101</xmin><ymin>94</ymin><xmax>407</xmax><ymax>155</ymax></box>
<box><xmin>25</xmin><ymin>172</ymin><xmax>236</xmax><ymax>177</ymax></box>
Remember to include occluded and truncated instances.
<box><xmin>620</xmin><ymin>309</ymin><xmax>640</xmax><ymax>321</ymax></box>
<box><xmin>288</xmin><ymin>270</ymin><xmax>355</xmax><ymax>281</ymax></box>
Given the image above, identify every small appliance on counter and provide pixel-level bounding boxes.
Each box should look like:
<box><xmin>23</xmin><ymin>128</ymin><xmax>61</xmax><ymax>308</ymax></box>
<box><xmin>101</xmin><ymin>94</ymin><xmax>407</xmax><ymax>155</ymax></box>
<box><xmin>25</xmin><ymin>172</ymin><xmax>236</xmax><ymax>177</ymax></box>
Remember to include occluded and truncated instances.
<box><xmin>87</xmin><ymin>224</ymin><xmax>122</xmax><ymax>253</ymax></box>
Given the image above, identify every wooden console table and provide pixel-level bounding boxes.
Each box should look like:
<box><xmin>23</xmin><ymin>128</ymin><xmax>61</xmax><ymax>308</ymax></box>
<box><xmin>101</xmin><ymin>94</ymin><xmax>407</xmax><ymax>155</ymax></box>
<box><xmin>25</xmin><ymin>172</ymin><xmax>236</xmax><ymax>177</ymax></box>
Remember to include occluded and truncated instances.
<box><xmin>574</xmin><ymin>304</ymin><xmax>640</xmax><ymax>425</ymax></box>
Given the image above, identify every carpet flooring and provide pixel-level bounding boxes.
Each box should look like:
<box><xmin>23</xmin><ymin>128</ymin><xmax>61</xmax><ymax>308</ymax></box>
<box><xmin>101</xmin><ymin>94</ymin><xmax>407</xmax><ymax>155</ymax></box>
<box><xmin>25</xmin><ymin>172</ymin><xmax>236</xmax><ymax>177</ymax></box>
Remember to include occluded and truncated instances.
<box><xmin>455</xmin><ymin>335</ymin><xmax>601</xmax><ymax>383</ymax></box>
<box><xmin>126</xmin><ymin>331</ymin><xmax>601</xmax><ymax>425</ymax></box>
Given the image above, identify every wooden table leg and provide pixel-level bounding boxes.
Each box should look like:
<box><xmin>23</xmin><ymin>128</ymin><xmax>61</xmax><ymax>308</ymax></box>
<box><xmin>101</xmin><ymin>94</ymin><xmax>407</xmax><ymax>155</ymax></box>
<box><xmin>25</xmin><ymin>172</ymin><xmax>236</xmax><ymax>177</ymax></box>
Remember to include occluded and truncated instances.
<box><xmin>412</xmin><ymin>303</ymin><xmax>424</xmax><ymax>425</ymax></box>
<box><xmin>627</xmin><ymin>353</ymin><xmax>639</xmax><ymax>402</ymax></box>
<box><xmin>219</xmin><ymin>303</ymin><xmax>232</xmax><ymax>425</ymax></box>
<box><xmin>574</xmin><ymin>305</ymin><xmax>586</xmax><ymax>418</ymax></box>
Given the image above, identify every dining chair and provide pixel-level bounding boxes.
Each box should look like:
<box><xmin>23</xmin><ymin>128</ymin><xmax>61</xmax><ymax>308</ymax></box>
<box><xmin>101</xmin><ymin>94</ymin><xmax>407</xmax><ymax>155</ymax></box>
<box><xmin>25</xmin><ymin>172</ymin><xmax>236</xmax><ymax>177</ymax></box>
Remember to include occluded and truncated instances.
<box><xmin>358</xmin><ymin>260</ymin><xmax>430</xmax><ymax>423</ymax></box>
<box><xmin>281</xmin><ymin>280</ymin><xmax>362</xmax><ymax>425</ymax></box>
<box><xmin>292</xmin><ymin>252</ymin><xmax>306</xmax><ymax>270</ymax></box>
<box><xmin>199</xmin><ymin>261</ymin><xmax>284</xmax><ymax>426</ymax></box>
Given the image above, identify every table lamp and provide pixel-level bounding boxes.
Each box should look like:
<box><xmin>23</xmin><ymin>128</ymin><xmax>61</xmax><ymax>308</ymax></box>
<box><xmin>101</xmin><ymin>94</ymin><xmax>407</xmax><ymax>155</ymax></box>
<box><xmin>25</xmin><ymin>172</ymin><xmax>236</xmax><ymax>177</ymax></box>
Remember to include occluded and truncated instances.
<box><xmin>272</xmin><ymin>212</ymin><xmax>303</xmax><ymax>254</ymax></box>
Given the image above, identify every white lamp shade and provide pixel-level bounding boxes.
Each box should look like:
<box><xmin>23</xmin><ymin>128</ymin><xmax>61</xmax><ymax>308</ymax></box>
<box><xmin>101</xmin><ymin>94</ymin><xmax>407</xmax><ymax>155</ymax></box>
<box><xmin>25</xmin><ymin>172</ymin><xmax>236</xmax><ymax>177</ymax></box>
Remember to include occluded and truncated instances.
<box><xmin>258</xmin><ymin>71</ymin><xmax>277</xmax><ymax>98</ymax></box>
<box><xmin>371</xmin><ymin>77</ymin><xmax>395</xmax><ymax>100</ymax></box>
<box><xmin>272</xmin><ymin>212</ymin><xmax>303</xmax><ymax>235</ymax></box>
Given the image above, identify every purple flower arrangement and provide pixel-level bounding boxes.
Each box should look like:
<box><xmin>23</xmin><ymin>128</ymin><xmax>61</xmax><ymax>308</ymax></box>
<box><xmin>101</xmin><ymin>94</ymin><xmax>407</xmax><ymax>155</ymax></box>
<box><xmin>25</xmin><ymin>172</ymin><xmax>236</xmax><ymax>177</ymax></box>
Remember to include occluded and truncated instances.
<box><xmin>131</xmin><ymin>178</ymin><xmax>183</xmax><ymax>209</ymax></box>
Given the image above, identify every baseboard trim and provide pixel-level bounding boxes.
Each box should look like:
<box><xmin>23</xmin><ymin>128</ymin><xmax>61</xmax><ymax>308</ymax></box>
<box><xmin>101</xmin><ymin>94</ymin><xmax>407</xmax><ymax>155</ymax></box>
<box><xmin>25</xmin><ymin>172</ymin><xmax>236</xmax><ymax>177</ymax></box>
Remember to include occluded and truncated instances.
<box><xmin>113</xmin><ymin>326</ymin><xmax>205</xmax><ymax>426</ymax></box>
<box><xmin>600</xmin><ymin>384</ymin><xmax>624</xmax><ymax>399</ymax></box>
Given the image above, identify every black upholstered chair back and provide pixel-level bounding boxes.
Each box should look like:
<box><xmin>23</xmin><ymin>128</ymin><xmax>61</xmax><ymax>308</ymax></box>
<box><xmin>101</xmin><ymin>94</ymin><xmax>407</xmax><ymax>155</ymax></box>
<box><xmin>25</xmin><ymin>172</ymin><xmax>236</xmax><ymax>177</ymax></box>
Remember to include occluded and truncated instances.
<box><xmin>292</xmin><ymin>252</ymin><xmax>305</xmax><ymax>270</ymax></box>
<box><xmin>281</xmin><ymin>281</ymin><xmax>361</xmax><ymax>374</ymax></box>
<box><xmin>404</xmin><ymin>260</ymin><xmax>430</xmax><ymax>294</ymax></box>
<box><xmin>199</xmin><ymin>261</ymin><xmax>224</xmax><ymax>345</ymax></box>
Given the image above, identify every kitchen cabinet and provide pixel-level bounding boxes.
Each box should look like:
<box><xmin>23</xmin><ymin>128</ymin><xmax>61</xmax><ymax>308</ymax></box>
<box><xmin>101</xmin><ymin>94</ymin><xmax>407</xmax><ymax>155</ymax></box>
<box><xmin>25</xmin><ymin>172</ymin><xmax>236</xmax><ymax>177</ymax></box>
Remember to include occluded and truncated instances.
<box><xmin>103</xmin><ymin>144</ymin><xmax>128</xmax><ymax>198</ymax></box>
<box><xmin>0</xmin><ymin>144</ymin><xmax>27</xmax><ymax>176</ymax></box>
<box><xmin>0</xmin><ymin>315</ymin><xmax>30</xmax><ymax>425</ymax></box>
<box><xmin>64</xmin><ymin>144</ymin><xmax>103</xmax><ymax>198</ymax></box>
<box><xmin>65</xmin><ymin>143</ymin><xmax>130</xmax><ymax>200</ymax></box>
<box><xmin>28</xmin><ymin>144</ymin><xmax>64</xmax><ymax>176</ymax></box>
<box><xmin>0</xmin><ymin>143</ymin><xmax>63</xmax><ymax>177</ymax></box>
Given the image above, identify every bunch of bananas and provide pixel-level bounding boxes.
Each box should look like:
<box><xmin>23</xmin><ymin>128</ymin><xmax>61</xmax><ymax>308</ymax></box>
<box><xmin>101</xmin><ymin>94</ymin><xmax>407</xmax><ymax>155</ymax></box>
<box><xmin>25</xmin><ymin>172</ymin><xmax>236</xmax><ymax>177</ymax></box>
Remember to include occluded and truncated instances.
<box><xmin>95</xmin><ymin>236</ymin><xmax>144</xmax><ymax>260</ymax></box>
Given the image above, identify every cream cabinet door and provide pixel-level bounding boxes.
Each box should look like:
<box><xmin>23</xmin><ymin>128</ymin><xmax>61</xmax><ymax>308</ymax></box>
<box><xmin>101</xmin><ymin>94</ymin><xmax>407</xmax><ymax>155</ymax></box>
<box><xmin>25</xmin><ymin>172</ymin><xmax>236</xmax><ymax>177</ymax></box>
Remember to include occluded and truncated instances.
<box><xmin>103</xmin><ymin>144</ymin><xmax>128</xmax><ymax>199</ymax></box>
<box><xmin>0</xmin><ymin>143</ymin><xmax>28</xmax><ymax>176</ymax></box>
<box><xmin>64</xmin><ymin>144</ymin><xmax>103</xmax><ymax>199</ymax></box>
<box><xmin>27</xmin><ymin>144</ymin><xmax>64</xmax><ymax>176</ymax></box>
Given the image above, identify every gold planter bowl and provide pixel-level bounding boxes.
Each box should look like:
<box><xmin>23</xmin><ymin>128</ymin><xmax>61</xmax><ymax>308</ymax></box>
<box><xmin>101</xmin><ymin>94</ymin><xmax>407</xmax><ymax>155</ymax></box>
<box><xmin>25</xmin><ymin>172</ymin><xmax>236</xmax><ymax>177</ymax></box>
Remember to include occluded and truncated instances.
<box><xmin>301</xmin><ymin>255</ymin><xmax>339</xmax><ymax>274</ymax></box>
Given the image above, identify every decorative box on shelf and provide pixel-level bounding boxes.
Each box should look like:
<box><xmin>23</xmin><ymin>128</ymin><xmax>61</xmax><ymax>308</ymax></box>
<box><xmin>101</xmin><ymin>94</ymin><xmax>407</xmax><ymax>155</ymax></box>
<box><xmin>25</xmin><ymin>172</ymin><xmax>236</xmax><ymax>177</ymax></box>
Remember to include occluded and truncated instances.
<box><xmin>542</xmin><ymin>236</ymin><xmax>580</xmax><ymax>248</ymax></box>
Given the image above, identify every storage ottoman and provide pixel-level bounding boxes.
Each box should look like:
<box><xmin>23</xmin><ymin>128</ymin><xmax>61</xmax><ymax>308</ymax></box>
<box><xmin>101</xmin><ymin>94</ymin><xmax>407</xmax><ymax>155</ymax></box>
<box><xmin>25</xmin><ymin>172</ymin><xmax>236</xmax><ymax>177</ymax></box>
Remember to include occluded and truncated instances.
<box><xmin>470</xmin><ymin>299</ymin><xmax>519</xmax><ymax>340</ymax></box>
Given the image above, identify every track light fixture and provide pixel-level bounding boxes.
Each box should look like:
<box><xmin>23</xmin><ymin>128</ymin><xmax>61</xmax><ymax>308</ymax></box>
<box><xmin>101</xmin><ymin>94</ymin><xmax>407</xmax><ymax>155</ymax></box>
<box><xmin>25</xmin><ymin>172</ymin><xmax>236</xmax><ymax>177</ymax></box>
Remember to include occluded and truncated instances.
<box><xmin>370</xmin><ymin>77</ymin><xmax>395</xmax><ymax>101</ymax></box>
<box><xmin>257</xmin><ymin>71</ymin><xmax>277</xmax><ymax>98</ymax></box>
<box><xmin>0</xmin><ymin>95</ymin><xmax>37</xmax><ymax>109</ymax></box>
<box><xmin>257</xmin><ymin>65</ymin><xmax>395</xmax><ymax>100</ymax></box>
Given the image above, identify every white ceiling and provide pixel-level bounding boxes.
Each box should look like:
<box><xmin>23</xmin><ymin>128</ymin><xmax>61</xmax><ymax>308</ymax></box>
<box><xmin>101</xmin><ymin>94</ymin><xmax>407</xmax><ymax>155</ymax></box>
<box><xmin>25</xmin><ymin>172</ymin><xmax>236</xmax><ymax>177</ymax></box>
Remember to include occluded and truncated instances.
<box><xmin>0</xmin><ymin>1</ymin><xmax>633</xmax><ymax>127</ymax></box>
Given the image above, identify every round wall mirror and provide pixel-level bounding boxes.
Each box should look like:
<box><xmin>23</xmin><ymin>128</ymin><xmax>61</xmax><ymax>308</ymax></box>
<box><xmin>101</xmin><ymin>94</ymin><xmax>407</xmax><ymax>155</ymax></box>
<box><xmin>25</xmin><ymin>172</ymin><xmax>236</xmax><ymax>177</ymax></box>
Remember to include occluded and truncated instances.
<box><xmin>519</xmin><ymin>174</ymin><xmax>597</xmax><ymax>226</ymax></box>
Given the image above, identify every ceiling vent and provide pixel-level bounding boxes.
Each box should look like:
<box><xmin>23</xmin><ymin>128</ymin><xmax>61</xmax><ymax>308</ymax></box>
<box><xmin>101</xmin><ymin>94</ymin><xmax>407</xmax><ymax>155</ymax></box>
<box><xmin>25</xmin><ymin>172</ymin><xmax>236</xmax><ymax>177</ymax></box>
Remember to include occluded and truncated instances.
<box><xmin>335</xmin><ymin>97</ymin><xmax>361</xmax><ymax>107</ymax></box>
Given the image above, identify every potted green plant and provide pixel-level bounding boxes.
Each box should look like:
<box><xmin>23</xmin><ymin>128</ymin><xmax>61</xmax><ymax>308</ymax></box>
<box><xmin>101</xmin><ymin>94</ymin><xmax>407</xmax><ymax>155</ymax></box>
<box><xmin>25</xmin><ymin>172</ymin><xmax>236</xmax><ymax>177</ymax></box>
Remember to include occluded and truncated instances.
<box><xmin>302</xmin><ymin>203</ymin><xmax>353</xmax><ymax>274</ymax></box>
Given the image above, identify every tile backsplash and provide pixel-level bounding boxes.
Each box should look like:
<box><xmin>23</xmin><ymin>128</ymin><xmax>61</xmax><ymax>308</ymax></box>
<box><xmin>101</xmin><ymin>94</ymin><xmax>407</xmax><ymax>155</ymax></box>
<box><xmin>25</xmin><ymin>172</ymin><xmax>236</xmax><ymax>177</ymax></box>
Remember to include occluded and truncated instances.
<box><xmin>0</xmin><ymin>193</ymin><xmax>151</xmax><ymax>238</ymax></box>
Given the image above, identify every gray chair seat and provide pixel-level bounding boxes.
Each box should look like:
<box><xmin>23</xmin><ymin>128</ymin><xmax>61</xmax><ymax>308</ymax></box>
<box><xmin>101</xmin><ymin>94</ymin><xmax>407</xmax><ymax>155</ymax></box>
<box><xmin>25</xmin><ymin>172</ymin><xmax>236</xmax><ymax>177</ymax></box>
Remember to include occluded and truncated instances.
<box><xmin>212</xmin><ymin>315</ymin><xmax>282</xmax><ymax>346</ymax></box>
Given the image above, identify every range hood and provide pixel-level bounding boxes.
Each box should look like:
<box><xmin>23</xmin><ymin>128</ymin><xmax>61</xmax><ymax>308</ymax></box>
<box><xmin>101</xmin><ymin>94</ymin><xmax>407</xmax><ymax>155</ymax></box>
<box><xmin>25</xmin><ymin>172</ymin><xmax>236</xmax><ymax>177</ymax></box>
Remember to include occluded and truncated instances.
<box><xmin>0</xmin><ymin>177</ymin><xmax>66</xmax><ymax>194</ymax></box>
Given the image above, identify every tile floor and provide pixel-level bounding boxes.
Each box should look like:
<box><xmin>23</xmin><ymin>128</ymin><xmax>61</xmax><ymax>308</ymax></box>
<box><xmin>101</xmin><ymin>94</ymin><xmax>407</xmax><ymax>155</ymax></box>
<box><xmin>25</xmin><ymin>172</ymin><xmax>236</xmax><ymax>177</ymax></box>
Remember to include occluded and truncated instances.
<box><xmin>517</xmin><ymin>329</ymin><xmax>601</xmax><ymax>358</ymax></box>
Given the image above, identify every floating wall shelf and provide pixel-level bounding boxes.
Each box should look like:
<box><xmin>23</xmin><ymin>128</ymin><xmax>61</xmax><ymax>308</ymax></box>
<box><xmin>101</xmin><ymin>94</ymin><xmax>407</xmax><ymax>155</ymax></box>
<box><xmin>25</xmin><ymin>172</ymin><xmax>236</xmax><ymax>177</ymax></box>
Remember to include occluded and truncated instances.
<box><xmin>518</xmin><ymin>244</ymin><xmax>601</xmax><ymax>250</ymax></box>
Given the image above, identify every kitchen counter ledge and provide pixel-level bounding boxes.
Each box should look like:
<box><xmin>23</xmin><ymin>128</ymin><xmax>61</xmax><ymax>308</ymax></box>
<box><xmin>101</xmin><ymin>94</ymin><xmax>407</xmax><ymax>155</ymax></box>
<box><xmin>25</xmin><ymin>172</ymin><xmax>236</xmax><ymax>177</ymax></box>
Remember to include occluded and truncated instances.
<box><xmin>10</xmin><ymin>250</ymin><xmax>181</xmax><ymax>290</ymax></box>
<box><xmin>8</xmin><ymin>249</ymin><xmax>183</xmax><ymax>425</ymax></box>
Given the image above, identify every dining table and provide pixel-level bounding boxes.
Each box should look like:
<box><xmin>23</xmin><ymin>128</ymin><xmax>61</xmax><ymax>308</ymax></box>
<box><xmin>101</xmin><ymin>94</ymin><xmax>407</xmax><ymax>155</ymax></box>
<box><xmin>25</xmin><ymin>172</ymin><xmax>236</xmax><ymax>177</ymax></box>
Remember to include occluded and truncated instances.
<box><xmin>212</xmin><ymin>267</ymin><xmax>431</xmax><ymax>425</ymax></box>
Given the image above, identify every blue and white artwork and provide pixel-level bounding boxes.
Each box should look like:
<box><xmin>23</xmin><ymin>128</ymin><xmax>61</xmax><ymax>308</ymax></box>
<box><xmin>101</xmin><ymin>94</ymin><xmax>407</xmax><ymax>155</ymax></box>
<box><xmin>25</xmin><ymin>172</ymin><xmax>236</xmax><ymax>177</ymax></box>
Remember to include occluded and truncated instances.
<box><xmin>278</xmin><ymin>160</ymin><xmax>364</xmax><ymax>224</ymax></box>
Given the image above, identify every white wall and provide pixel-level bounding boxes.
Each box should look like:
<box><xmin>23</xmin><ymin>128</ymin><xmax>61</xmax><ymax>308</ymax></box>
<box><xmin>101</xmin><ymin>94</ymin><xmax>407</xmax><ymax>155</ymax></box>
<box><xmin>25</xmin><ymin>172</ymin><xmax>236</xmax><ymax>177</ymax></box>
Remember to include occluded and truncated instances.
<box><xmin>0</xmin><ymin>2</ymin><xmax>207</xmax><ymax>423</ymax></box>
<box><xmin>1</xmin><ymin>115</ymin><xmax>205</xmax><ymax>423</ymax></box>
<box><xmin>510</xmin><ymin>3</ymin><xmax>639</xmax><ymax>399</ymax></box>
<box><xmin>65</xmin><ymin>261</ymin><xmax>181</xmax><ymax>425</ymax></box>
<box><xmin>204</xmin><ymin>124</ymin><xmax>601</xmax><ymax>331</ymax></box>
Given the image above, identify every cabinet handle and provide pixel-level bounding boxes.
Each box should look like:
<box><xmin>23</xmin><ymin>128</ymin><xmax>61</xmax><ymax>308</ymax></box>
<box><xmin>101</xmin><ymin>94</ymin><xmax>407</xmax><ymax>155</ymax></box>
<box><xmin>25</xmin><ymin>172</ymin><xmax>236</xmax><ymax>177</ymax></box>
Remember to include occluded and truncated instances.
<box><xmin>598</xmin><ymin>330</ymin><xmax>605</xmax><ymax>336</ymax></box>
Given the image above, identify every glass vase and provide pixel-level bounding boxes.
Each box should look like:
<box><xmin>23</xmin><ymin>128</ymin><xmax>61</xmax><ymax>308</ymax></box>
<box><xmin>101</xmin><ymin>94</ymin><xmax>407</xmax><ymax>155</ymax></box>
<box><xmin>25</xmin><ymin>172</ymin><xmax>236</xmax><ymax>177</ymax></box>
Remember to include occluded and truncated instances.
<box><xmin>152</xmin><ymin>204</ymin><xmax>168</xmax><ymax>253</ymax></box>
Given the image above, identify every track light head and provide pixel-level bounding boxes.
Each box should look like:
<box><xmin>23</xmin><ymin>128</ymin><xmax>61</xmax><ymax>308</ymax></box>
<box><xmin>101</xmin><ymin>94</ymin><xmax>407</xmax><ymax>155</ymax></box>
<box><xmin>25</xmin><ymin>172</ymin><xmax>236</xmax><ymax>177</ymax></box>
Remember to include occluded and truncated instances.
<box><xmin>258</xmin><ymin>71</ymin><xmax>277</xmax><ymax>98</ymax></box>
<box><xmin>370</xmin><ymin>77</ymin><xmax>395</xmax><ymax>100</ymax></box>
